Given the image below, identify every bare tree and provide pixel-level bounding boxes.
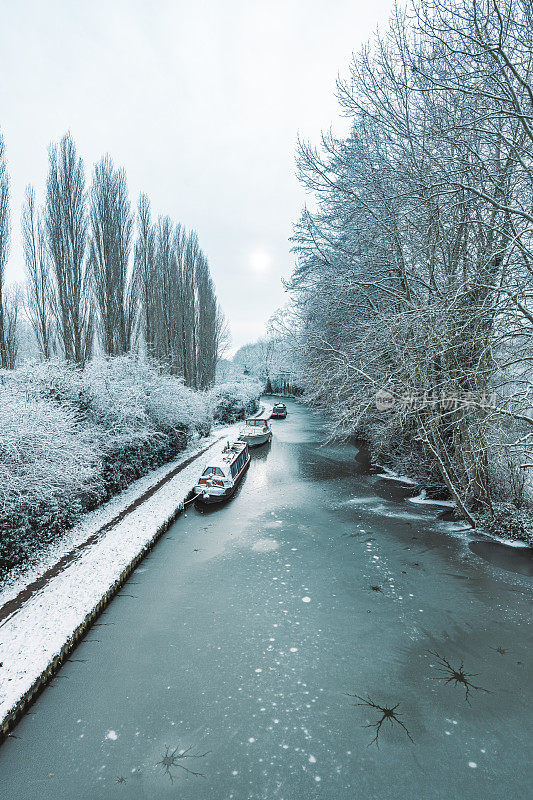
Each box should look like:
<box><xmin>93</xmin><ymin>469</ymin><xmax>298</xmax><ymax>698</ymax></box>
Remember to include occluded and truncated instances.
<box><xmin>89</xmin><ymin>155</ymin><xmax>135</xmax><ymax>355</ymax></box>
<box><xmin>22</xmin><ymin>185</ymin><xmax>54</xmax><ymax>359</ymax></box>
<box><xmin>134</xmin><ymin>193</ymin><xmax>157</xmax><ymax>358</ymax></box>
<box><xmin>137</xmin><ymin>208</ymin><xmax>223</xmax><ymax>388</ymax></box>
<box><xmin>152</xmin><ymin>215</ymin><xmax>182</xmax><ymax>374</ymax></box>
<box><xmin>1</xmin><ymin>285</ymin><xmax>19</xmax><ymax>369</ymax></box>
<box><xmin>0</xmin><ymin>129</ymin><xmax>11</xmax><ymax>369</ymax></box>
<box><xmin>181</xmin><ymin>231</ymin><xmax>199</xmax><ymax>387</ymax></box>
<box><xmin>288</xmin><ymin>0</ymin><xmax>533</xmax><ymax>527</ymax></box>
<box><xmin>196</xmin><ymin>252</ymin><xmax>222</xmax><ymax>388</ymax></box>
<box><xmin>45</xmin><ymin>132</ymin><xmax>93</xmax><ymax>366</ymax></box>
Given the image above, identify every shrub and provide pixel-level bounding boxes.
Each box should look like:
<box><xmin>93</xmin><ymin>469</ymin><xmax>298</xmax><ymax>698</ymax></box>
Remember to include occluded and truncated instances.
<box><xmin>0</xmin><ymin>386</ymin><xmax>101</xmax><ymax>572</ymax></box>
<box><xmin>210</xmin><ymin>379</ymin><xmax>261</xmax><ymax>423</ymax></box>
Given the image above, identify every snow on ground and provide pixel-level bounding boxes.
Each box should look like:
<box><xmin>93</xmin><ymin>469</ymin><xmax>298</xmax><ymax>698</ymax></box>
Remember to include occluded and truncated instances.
<box><xmin>435</xmin><ymin>519</ymin><xmax>532</xmax><ymax>548</ymax></box>
<box><xmin>374</xmin><ymin>466</ymin><xmax>419</xmax><ymax>486</ymax></box>
<box><xmin>0</xmin><ymin>403</ymin><xmax>271</xmax><ymax>730</ymax></box>
<box><xmin>408</xmin><ymin>489</ymin><xmax>456</xmax><ymax>508</ymax></box>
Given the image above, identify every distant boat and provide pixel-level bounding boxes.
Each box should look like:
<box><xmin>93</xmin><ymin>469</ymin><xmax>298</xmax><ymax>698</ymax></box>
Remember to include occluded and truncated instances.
<box><xmin>194</xmin><ymin>441</ymin><xmax>250</xmax><ymax>503</ymax></box>
<box><xmin>238</xmin><ymin>417</ymin><xmax>273</xmax><ymax>447</ymax></box>
<box><xmin>271</xmin><ymin>402</ymin><xmax>287</xmax><ymax>419</ymax></box>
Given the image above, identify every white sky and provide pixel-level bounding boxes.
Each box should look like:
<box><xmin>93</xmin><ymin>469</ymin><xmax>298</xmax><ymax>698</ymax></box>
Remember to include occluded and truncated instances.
<box><xmin>0</xmin><ymin>0</ymin><xmax>394</xmax><ymax>353</ymax></box>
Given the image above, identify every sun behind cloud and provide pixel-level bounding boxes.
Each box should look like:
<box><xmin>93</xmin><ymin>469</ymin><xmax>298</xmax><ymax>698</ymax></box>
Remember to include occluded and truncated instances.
<box><xmin>248</xmin><ymin>248</ymin><xmax>272</xmax><ymax>277</ymax></box>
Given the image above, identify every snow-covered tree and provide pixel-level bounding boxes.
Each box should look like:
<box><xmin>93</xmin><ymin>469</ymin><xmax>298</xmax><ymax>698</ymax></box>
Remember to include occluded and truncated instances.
<box><xmin>289</xmin><ymin>0</ymin><xmax>533</xmax><ymax>529</ymax></box>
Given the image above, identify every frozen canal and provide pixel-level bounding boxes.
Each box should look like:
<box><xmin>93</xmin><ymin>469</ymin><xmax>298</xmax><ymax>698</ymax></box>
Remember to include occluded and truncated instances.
<box><xmin>1</xmin><ymin>400</ymin><xmax>531</xmax><ymax>799</ymax></box>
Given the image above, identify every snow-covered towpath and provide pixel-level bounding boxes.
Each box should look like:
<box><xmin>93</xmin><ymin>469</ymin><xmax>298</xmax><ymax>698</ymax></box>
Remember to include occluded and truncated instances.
<box><xmin>0</xmin><ymin>404</ymin><xmax>271</xmax><ymax>734</ymax></box>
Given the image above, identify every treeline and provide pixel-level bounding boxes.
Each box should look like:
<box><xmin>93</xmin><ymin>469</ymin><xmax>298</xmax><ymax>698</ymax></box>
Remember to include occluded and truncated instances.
<box><xmin>0</xmin><ymin>132</ymin><xmax>224</xmax><ymax>388</ymax></box>
<box><xmin>290</xmin><ymin>0</ymin><xmax>533</xmax><ymax>537</ymax></box>
<box><xmin>231</xmin><ymin>333</ymin><xmax>302</xmax><ymax>395</ymax></box>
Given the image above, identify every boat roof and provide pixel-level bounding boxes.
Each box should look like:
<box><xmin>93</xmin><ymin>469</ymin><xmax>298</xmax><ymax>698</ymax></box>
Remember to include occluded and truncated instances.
<box><xmin>203</xmin><ymin>440</ymin><xmax>247</xmax><ymax>472</ymax></box>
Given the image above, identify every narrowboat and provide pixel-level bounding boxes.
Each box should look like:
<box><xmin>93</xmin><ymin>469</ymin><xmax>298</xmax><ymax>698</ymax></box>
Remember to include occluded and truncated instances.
<box><xmin>194</xmin><ymin>441</ymin><xmax>250</xmax><ymax>504</ymax></box>
<box><xmin>238</xmin><ymin>417</ymin><xmax>273</xmax><ymax>447</ymax></box>
<box><xmin>271</xmin><ymin>402</ymin><xmax>287</xmax><ymax>419</ymax></box>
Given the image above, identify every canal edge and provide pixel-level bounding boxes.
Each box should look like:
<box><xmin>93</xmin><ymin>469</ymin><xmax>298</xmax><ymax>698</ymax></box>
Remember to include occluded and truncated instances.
<box><xmin>0</xmin><ymin>436</ymin><xmax>222</xmax><ymax>744</ymax></box>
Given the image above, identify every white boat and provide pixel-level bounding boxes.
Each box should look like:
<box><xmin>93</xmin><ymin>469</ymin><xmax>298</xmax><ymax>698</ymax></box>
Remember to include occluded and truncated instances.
<box><xmin>271</xmin><ymin>402</ymin><xmax>287</xmax><ymax>419</ymax></box>
<box><xmin>238</xmin><ymin>417</ymin><xmax>273</xmax><ymax>447</ymax></box>
<box><xmin>194</xmin><ymin>441</ymin><xmax>250</xmax><ymax>504</ymax></box>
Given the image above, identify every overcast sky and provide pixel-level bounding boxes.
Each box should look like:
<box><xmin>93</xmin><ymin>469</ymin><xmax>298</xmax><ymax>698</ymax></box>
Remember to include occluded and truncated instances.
<box><xmin>0</xmin><ymin>0</ymin><xmax>394</xmax><ymax>353</ymax></box>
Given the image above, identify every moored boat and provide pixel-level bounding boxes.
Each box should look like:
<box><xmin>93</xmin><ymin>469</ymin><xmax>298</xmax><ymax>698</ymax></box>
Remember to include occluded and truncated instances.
<box><xmin>194</xmin><ymin>441</ymin><xmax>250</xmax><ymax>503</ymax></box>
<box><xmin>238</xmin><ymin>417</ymin><xmax>273</xmax><ymax>447</ymax></box>
<box><xmin>271</xmin><ymin>402</ymin><xmax>287</xmax><ymax>419</ymax></box>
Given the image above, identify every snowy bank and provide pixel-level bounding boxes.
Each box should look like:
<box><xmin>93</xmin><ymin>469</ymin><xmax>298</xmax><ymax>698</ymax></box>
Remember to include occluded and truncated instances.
<box><xmin>0</xmin><ymin>358</ymin><xmax>261</xmax><ymax>575</ymax></box>
<box><xmin>407</xmin><ymin>489</ymin><xmax>456</xmax><ymax>509</ymax></box>
<box><xmin>374</xmin><ymin>466</ymin><xmax>419</xmax><ymax>486</ymax></box>
<box><xmin>0</xmin><ymin>401</ymin><xmax>271</xmax><ymax>738</ymax></box>
<box><xmin>0</xmin><ymin>396</ymin><xmax>267</xmax><ymax>738</ymax></box>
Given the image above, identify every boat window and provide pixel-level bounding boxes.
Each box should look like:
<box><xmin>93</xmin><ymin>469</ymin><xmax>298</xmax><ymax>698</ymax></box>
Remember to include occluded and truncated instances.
<box><xmin>202</xmin><ymin>466</ymin><xmax>224</xmax><ymax>477</ymax></box>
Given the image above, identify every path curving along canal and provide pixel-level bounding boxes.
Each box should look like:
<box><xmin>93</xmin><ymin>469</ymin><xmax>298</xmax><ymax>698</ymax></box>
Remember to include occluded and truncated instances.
<box><xmin>0</xmin><ymin>400</ymin><xmax>531</xmax><ymax>799</ymax></box>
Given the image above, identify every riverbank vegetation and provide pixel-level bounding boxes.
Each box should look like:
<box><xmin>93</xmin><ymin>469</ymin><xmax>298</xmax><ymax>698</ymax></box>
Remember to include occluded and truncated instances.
<box><xmin>289</xmin><ymin>0</ymin><xmax>533</xmax><ymax>541</ymax></box>
<box><xmin>223</xmin><ymin>329</ymin><xmax>301</xmax><ymax>395</ymax></box>
<box><xmin>0</xmin><ymin>357</ymin><xmax>260</xmax><ymax>575</ymax></box>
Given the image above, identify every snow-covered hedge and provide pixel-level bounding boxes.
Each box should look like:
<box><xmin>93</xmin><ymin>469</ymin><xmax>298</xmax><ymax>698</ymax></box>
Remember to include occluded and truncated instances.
<box><xmin>0</xmin><ymin>358</ymin><xmax>259</xmax><ymax>575</ymax></box>
<box><xmin>209</xmin><ymin>378</ymin><xmax>261</xmax><ymax>423</ymax></box>
<box><xmin>9</xmin><ymin>357</ymin><xmax>212</xmax><ymax>435</ymax></box>
<box><xmin>0</xmin><ymin>388</ymin><xmax>101</xmax><ymax>569</ymax></box>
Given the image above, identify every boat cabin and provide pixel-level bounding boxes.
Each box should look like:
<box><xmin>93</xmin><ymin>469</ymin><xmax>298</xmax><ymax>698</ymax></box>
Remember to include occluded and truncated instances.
<box><xmin>227</xmin><ymin>443</ymin><xmax>248</xmax><ymax>478</ymax></box>
<box><xmin>238</xmin><ymin>416</ymin><xmax>272</xmax><ymax>447</ymax></box>
<box><xmin>245</xmin><ymin>418</ymin><xmax>269</xmax><ymax>428</ymax></box>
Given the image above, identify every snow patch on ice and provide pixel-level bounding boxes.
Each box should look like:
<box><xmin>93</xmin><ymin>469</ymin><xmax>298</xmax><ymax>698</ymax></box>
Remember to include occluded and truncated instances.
<box><xmin>375</xmin><ymin>466</ymin><xmax>419</xmax><ymax>485</ymax></box>
<box><xmin>408</xmin><ymin>490</ymin><xmax>456</xmax><ymax>508</ymax></box>
<box><xmin>252</xmin><ymin>539</ymin><xmax>279</xmax><ymax>552</ymax></box>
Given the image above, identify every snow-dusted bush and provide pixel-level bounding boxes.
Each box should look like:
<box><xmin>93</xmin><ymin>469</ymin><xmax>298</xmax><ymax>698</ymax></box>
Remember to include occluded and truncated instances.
<box><xmin>479</xmin><ymin>504</ymin><xmax>533</xmax><ymax>545</ymax></box>
<box><xmin>0</xmin><ymin>388</ymin><xmax>99</xmax><ymax>506</ymax></box>
<box><xmin>0</xmin><ymin>386</ymin><xmax>101</xmax><ymax>570</ymax></box>
<box><xmin>9</xmin><ymin>356</ymin><xmax>212</xmax><ymax>436</ymax></box>
<box><xmin>209</xmin><ymin>379</ymin><xmax>261</xmax><ymax>423</ymax></box>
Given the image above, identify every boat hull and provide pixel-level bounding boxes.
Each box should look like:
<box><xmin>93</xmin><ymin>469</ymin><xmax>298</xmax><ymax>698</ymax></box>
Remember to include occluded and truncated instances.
<box><xmin>238</xmin><ymin>431</ymin><xmax>272</xmax><ymax>447</ymax></box>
